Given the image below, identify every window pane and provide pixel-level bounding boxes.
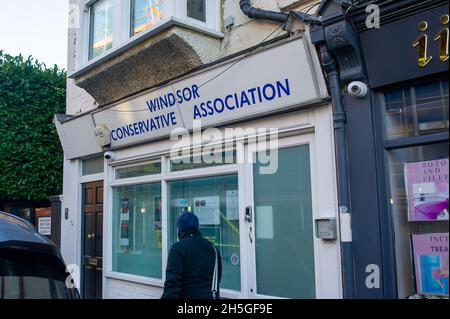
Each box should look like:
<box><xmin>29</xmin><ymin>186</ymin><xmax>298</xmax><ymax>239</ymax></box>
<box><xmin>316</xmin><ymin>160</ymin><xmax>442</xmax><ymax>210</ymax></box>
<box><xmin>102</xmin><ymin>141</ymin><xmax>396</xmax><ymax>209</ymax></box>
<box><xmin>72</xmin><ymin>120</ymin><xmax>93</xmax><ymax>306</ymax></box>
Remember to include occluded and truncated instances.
<box><xmin>0</xmin><ymin>252</ymin><xmax>76</xmax><ymax>299</ymax></box>
<box><xmin>89</xmin><ymin>0</ymin><xmax>114</xmax><ymax>59</ymax></box>
<box><xmin>112</xmin><ymin>183</ymin><xmax>162</xmax><ymax>279</ymax></box>
<box><xmin>82</xmin><ymin>157</ymin><xmax>104</xmax><ymax>176</ymax></box>
<box><xmin>253</xmin><ymin>145</ymin><xmax>315</xmax><ymax>298</ymax></box>
<box><xmin>387</xmin><ymin>143</ymin><xmax>449</xmax><ymax>298</ymax></box>
<box><xmin>116</xmin><ymin>162</ymin><xmax>161</xmax><ymax>179</ymax></box>
<box><xmin>131</xmin><ymin>0</ymin><xmax>164</xmax><ymax>36</ymax></box>
<box><xmin>171</xmin><ymin>150</ymin><xmax>236</xmax><ymax>172</ymax></box>
<box><xmin>168</xmin><ymin>175</ymin><xmax>240</xmax><ymax>291</ymax></box>
<box><xmin>383</xmin><ymin>80</ymin><xmax>449</xmax><ymax>140</ymax></box>
<box><xmin>187</xmin><ymin>0</ymin><xmax>206</xmax><ymax>22</ymax></box>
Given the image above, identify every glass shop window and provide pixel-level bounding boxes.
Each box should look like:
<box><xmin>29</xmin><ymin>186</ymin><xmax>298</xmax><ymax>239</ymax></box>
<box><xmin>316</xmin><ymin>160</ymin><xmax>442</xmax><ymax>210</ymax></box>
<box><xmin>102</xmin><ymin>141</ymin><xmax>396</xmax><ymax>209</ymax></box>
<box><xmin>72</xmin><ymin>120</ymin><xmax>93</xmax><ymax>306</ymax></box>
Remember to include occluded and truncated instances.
<box><xmin>115</xmin><ymin>161</ymin><xmax>161</xmax><ymax>179</ymax></box>
<box><xmin>82</xmin><ymin>157</ymin><xmax>104</xmax><ymax>176</ymax></box>
<box><xmin>170</xmin><ymin>150</ymin><xmax>236</xmax><ymax>172</ymax></box>
<box><xmin>383</xmin><ymin>80</ymin><xmax>449</xmax><ymax>140</ymax></box>
<box><xmin>387</xmin><ymin>143</ymin><xmax>449</xmax><ymax>299</ymax></box>
<box><xmin>112</xmin><ymin>183</ymin><xmax>162</xmax><ymax>279</ymax></box>
<box><xmin>167</xmin><ymin>174</ymin><xmax>240</xmax><ymax>291</ymax></box>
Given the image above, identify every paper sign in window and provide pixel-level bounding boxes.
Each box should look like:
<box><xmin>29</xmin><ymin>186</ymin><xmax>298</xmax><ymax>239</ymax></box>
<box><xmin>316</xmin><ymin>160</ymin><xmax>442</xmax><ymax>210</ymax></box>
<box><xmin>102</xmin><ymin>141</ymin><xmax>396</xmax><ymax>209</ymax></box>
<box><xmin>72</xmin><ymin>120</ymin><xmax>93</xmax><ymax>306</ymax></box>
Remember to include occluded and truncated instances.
<box><xmin>226</xmin><ymin>190</ymin><xmax>239</xmax><ymax>221</ymax></box>
<box><xmin>194</xmin><ymin>196</ymin><xmax>220</xmax><ymax>225</ymax></box>
<box><xmin>256</xmin><ymin>206</ymin><xmax>274</xmax><ymax>239</ymax></box>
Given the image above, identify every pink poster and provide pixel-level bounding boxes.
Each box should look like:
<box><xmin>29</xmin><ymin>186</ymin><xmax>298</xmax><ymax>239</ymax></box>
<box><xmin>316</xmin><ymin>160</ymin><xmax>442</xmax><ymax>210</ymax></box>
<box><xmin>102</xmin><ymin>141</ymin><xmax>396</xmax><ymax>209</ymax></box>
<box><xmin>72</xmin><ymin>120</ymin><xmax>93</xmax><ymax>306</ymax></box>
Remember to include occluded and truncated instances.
<box><xmin>412</xmin><ymin>233</ymin><xmax>449</xmax><ymax>296</ymax></box>
<box><xmin>404</xmin><ymin>158</ymin><xmax>449</xmax><ymax>221</ymax></box>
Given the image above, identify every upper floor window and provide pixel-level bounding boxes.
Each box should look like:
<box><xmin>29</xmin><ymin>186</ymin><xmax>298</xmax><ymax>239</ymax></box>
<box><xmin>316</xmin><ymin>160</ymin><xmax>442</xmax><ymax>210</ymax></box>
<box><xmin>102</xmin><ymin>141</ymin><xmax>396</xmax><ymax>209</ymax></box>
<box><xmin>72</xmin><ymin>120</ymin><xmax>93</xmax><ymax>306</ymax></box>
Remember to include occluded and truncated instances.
<box><xmin>130</xmin><ymin>0</ymin><xmax>165</xmax><ymax>36</ymax></box>
<box><xmin>187</xmin><ymin>0</ymin><xmax>206</xmax><ymax>22</ymax></box>
<box><xmin>89</xmin><ymin>0</ymin><xmax>115</xmax><ymax>59</ymax></box>
<box><xmin>83</xmin><ymin>0</ymin><xmax>221</xmax><ymax>63</ymax></box>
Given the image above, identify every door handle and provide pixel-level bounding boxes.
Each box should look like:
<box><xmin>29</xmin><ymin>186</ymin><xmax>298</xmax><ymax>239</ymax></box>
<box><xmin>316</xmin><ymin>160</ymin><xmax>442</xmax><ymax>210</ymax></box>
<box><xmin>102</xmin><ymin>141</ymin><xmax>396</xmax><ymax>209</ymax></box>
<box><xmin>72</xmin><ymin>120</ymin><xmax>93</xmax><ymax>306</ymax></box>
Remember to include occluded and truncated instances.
<box><xmin>245</xmin><ymin>206</ymin><xmax>253</xmax><ymax>223</ymax></box>
<box><xmin>249</xmin><ymin>226</ymin><xmax>253</xmax><ymax>244</ymax></box>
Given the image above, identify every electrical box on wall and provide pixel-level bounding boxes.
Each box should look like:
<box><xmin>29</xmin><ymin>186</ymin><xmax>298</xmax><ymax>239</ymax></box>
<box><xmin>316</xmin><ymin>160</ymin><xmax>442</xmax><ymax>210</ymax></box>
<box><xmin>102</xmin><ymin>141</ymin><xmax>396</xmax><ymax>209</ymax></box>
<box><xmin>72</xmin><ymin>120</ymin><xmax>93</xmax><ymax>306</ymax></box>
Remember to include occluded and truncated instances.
<box><xmin>315</xmin><ymin>218</ymin><xmax>337</xmax><ymax>240</ymax></box>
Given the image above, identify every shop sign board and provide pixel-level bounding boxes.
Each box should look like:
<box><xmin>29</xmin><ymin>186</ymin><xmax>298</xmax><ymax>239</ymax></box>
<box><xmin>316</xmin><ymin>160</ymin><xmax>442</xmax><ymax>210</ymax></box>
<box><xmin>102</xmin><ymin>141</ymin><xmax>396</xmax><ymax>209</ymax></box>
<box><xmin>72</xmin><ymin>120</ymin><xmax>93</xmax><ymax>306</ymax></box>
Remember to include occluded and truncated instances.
<box><xmin>91</xmin><ymin>38</ymin><xmax>326</xmax><ymax>149</ymax></box>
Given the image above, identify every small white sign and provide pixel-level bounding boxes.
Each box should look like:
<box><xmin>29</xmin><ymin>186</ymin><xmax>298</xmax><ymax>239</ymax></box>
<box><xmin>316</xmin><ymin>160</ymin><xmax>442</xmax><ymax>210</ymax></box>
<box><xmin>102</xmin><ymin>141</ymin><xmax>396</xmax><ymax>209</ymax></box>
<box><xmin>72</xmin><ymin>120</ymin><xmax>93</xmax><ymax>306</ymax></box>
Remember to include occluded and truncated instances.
<box><xmin>194</xmin><ymin>196</ymin><xmax>220</xmax><ymax>225</ymax></box>
<box><xmin>256</xmin><ymin>206</ymin><xmax>273</xmax><ymax>239</ymax></box>
<box><xmin>226</xmin><ymin>190</ymin><xmax>239</xmax><ymax>221</ymax></box>
<box><xmin>38</xmin><ymin>217</ymin><xmax>51</xmax><ymax>235</ymax></box>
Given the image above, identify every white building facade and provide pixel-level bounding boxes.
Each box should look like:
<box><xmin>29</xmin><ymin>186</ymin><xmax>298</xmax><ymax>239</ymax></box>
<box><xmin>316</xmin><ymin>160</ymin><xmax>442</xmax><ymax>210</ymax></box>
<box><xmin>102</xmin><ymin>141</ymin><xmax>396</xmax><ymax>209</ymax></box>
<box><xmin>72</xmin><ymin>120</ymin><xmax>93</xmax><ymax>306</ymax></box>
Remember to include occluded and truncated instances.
<box><xmin>58</xmin><ymin>0</ymin><xmax>343</xmax><ymax>299</ymax></box>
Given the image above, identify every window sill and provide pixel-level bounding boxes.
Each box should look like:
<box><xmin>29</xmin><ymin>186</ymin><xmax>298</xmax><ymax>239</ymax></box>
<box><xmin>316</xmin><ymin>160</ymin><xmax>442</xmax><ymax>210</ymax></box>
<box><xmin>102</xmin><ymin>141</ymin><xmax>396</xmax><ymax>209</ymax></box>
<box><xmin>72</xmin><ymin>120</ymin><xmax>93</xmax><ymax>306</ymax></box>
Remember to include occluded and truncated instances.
<box><xmin>68</xmin><ymin>16</ymin><xmax>224</xmax><ymax>79</ymax></box>
<box><xmin>105</xmin><ymin>271</ymin><xmax>164</xmax><ymax>287</ymax></box>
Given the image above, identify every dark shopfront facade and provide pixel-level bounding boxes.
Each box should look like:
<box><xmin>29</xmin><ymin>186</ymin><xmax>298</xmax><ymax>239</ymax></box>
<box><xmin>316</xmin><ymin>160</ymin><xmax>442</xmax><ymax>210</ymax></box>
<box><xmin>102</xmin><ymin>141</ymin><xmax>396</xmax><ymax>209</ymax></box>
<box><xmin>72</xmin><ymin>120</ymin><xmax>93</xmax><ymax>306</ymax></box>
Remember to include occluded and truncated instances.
<box><xmin>312</xmin><ymin>0</ymin><xmax>449</xmax><ymax>298</ymax></box>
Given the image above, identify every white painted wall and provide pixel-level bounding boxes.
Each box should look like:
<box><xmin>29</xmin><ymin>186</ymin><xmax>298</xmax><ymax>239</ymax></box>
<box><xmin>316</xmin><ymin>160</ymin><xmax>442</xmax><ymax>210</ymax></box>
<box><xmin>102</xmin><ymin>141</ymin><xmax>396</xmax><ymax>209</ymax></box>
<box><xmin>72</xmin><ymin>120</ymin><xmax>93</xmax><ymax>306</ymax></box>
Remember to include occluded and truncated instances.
<box><xmin>60</xmin><ymin>156</ymin><xmax>80</xmax><ymax>267</ymax></box>
<box><xmin>67</xmin><ymin>0</ymin><xmax>97</xmax><ymax>115</ymax></box>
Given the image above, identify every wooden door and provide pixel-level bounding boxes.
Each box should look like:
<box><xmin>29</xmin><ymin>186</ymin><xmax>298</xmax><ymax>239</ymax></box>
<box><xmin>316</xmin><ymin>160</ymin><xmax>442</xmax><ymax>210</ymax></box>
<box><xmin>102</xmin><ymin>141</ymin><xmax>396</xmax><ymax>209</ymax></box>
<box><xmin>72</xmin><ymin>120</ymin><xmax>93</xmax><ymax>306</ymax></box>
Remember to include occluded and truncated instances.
<box><xmin>82</xmin><ymin>181</ymin><xmax>103</xmax><ymax>299</ymax></box>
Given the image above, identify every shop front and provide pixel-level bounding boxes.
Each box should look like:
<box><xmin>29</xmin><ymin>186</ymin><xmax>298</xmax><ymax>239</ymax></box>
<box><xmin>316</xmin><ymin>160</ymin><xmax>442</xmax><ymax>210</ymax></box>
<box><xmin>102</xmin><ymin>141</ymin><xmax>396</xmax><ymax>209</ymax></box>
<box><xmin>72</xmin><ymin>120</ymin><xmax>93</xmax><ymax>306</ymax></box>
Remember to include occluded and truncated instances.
<box><xmin>56</xmin><ymin>36</ymin><xmax>343</xmax><ymax>299</ymax></box>
<box><xmin>310</xmin><ymin>0</ymin><xmax>448</xmax><ymax>299</ymax></box>
<box><xmin>359</xmin><ymin>3</ymin><xmax>449</xmax><ymax>298</ymax></box>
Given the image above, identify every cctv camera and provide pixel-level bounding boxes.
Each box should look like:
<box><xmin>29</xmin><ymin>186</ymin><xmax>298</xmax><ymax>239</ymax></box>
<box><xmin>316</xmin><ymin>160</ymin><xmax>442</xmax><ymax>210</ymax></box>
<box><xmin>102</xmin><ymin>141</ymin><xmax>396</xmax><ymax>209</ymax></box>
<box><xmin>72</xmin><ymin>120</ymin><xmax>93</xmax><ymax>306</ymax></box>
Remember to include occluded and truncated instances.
<box><xmin>104</xmin><ymin>151</ymin><xmax>115</xmax><ymax>161</ymax></box>
<box><xmin>347</xmin><ymin>81</ymin><xmax>368</xmax><ymax>98</ymax></box>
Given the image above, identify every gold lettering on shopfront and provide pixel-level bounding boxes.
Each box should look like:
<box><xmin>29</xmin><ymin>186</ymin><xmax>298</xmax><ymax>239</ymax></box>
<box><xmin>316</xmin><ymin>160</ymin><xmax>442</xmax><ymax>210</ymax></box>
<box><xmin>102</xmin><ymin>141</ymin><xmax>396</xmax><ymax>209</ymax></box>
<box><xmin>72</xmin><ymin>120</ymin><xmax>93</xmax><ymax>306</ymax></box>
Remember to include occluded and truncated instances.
<box><xmin>434</xmin><ymin>14</ymin><xmax>449</xmax><ymax>62</ymax></box>
<box><xmin>413</xmin><ymin>21</ymin><xmax>432</xmax><ymax>67</ymax></box>
<box><xmin>413</xmin><ymin>15</ymin><xmax>449</xmax><ymax>67</ymax></box>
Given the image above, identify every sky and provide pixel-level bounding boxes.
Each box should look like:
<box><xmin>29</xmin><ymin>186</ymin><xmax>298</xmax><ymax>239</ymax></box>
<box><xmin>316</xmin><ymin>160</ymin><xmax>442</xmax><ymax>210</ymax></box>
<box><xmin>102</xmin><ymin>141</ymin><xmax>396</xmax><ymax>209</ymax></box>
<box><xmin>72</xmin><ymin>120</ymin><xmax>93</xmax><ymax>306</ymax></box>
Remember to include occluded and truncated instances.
<box><xmin>0</xmin><ymin>0</ymin><xmax>68</xmax><ymax>69</ymax></box>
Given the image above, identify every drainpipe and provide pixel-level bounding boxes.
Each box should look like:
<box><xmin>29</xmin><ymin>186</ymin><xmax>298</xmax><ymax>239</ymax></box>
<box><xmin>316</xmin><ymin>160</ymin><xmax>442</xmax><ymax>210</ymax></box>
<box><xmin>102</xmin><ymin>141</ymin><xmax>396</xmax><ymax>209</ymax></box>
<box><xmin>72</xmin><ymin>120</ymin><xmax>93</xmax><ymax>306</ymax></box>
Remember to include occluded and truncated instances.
<box><xmin>239</xmin><ymin>0</ymin><xmax>288</xmax><ymax>22</ymax></box>
<box><xmin>239</xmin><ymin>0</ymin><xmax>355</xmax><ymax>298</ymax></box>
<box><xmin>318</xmin><ymin>44</ymin><xmax>355</xmax><ymax>299</ymax></box>
<box><xmin>239</xmin><ymin>0</ymin><xmax>322</xmax><ymax>25</ymax></box>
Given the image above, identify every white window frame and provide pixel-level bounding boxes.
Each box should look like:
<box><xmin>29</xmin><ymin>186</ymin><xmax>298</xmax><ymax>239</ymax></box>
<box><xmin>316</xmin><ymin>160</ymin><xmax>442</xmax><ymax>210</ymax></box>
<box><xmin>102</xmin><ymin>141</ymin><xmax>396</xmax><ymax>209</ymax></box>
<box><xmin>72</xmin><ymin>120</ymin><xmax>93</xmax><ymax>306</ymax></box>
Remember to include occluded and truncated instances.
<box><xmin>105</xmin><ymin>149</ymin><xmax>240</xmax><ymax>294</ymax></box>
<box><xmin>107</xmin><ymin>158</ymin><xmax>164</xmax><ymax>286</ymax></box>
<box><xmin>76</xmin><ymin>0</ymin><xmax>222</xmax><ymax>74</ymax></box>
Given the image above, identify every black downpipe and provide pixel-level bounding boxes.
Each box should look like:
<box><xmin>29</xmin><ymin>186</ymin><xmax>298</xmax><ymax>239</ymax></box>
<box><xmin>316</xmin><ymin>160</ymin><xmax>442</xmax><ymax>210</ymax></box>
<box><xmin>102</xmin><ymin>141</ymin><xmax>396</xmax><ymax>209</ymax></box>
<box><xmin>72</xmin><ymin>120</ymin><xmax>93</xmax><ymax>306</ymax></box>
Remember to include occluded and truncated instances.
<box><xmin>239</xmin><ymin>0</ymin><xmax>288</xmax><ymax>23</ymax></box>
<box><xmin>318</xmin><ymin>45</ymin><xmax>355</xmax><ymax>299</ymax></box>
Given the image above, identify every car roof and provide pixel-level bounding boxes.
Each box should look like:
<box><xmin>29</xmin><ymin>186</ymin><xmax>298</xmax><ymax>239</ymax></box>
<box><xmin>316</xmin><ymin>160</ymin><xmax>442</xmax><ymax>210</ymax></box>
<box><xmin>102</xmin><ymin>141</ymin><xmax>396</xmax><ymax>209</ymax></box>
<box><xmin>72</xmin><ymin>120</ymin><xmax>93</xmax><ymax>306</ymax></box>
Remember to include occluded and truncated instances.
<box><xmin>0</xmin><ymin>211</ymin><xmax>56</xmax><ymax>252</ymax></box>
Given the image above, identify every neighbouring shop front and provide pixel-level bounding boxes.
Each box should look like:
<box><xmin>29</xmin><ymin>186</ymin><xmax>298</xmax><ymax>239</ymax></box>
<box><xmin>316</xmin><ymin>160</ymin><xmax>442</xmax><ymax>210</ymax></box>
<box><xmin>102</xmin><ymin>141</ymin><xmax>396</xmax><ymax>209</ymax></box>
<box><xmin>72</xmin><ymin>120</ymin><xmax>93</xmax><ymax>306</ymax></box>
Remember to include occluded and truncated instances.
<box><xmin>362</xmin><ymin>4</ymin><xmax>449</xmax><ymax>299</ymax></box>
<box><xmin>56</xmin><ymin>36</ymin><xmax>344</xmax><ymax>299</ymax></box>
<box><xmin>345</xmin><ymin>1</ymin><xmax>449</xmax><ymax>299</ymax></box>
<box><xmin>310</xmin><ymin>0</ymin><xmax>448</xmax><ymax>299</ymax></box>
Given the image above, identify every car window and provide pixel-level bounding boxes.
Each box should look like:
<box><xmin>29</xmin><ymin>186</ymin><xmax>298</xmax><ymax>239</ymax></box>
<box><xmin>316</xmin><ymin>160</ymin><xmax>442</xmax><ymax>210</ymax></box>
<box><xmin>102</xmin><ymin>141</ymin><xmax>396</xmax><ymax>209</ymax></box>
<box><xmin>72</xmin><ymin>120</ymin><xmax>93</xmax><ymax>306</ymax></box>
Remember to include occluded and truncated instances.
<box><xmin>0</xmin><ymin>250</ymin><xmax>80</xmax><ymax>299</ymax></box>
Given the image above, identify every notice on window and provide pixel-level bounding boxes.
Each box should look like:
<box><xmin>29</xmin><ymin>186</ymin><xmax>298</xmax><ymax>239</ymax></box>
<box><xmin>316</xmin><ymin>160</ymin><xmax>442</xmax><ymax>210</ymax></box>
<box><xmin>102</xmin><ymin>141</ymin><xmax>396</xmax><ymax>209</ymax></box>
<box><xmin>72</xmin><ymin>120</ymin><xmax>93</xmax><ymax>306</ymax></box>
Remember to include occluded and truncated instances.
<box><xmin>226</xmin><ymin>190</ymin><xmax>239</xmax><ymax>221</ymax></box>
<box><xmin>194</xmin><ymin>196</ymin><xmax>220</xmax><ymax>225</ymax></box>
<box><xmin>405</xmin><ymin>158</ymin><xmax>449</xmax><ymax>221</ymax></box>
<box><xmin>256</xmin><ymin>206</ymin><xmax>273</xmax><ymax>239</ymax></box>
<box><xmin>38</xmin><ymin>217</ymin><xmax>51</xmax><ymax>235</ymax></box>
<box><xmin>412</xmin><ymin>233</ymin><xmax>449</xmax><ymax>296</ymax></box>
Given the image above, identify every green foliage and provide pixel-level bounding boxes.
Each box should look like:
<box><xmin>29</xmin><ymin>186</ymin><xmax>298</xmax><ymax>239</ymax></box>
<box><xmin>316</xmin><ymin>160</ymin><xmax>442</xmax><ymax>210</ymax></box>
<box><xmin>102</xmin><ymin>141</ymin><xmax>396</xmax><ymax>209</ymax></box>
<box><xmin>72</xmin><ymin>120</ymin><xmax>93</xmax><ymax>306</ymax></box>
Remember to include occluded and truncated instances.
<box><xmin>0</xmin><ymin>51</ymin><xmax>66</xmax><ymax>201</ymax></box>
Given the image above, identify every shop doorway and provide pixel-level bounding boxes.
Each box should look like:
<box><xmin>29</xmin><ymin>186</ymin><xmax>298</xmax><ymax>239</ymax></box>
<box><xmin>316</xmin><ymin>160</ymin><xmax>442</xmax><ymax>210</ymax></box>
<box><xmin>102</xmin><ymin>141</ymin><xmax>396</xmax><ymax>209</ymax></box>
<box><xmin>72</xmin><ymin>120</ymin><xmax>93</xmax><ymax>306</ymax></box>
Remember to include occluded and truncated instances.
<box><xmin>242</xmin><ymin>134</ymin><xmax>341</xmax><ymax>298</ymax></box>
<box><xmin>82</xmin><ymin>180</ymin><xmax>104</xmax><ymax>299</ymax></box>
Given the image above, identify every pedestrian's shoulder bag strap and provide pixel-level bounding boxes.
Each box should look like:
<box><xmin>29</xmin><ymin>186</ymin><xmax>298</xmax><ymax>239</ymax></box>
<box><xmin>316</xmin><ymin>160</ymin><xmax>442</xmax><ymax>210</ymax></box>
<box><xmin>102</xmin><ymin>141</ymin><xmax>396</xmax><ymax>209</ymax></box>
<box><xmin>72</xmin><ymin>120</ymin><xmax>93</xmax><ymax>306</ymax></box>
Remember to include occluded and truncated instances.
<box><xmin>211</xmin><ymin>244</ymin><xmax>219</xmax><ymax>299</ymax></box>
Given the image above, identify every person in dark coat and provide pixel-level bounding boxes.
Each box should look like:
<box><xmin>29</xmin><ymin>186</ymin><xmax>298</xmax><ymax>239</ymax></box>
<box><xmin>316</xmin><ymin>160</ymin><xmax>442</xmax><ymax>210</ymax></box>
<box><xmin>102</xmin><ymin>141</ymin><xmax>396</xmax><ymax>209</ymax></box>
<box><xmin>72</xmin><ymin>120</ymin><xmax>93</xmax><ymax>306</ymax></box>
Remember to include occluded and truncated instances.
<box><xmin>161</xmin><ymin>212</ymin><xmax>222</xmax><ymax>299</ymax></box>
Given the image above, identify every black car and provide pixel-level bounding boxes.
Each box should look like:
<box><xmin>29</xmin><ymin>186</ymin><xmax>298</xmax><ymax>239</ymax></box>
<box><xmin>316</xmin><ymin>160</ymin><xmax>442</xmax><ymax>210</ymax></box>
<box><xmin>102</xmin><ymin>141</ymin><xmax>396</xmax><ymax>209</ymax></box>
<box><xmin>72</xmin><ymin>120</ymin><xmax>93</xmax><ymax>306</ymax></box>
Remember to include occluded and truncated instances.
<box><xmin>0</xmin><ymin>211</ymin><xmax>80</xmax><ymax>299</ymax></box>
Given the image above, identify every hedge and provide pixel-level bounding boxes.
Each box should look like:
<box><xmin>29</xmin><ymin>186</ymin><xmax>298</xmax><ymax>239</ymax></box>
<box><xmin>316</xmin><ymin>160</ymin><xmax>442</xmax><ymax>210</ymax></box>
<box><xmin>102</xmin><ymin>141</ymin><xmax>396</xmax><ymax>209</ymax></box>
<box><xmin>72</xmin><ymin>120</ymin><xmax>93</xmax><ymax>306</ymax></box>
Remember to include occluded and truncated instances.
<box><xmin>0</xmin><ymin>51</ymin><xmax>66</xmax><ymax>201</ymax></box>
